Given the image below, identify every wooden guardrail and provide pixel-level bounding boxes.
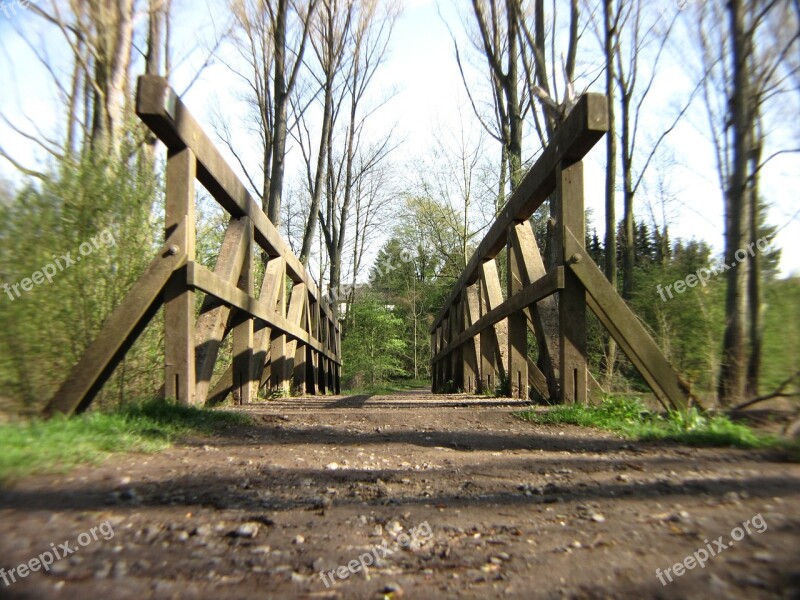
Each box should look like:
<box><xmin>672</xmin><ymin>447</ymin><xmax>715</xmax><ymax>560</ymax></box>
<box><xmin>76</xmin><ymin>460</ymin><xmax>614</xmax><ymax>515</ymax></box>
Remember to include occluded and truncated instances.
<box><xmin>429</xmin><ymin>93</ymin><xmax>694</xmax><ymax>411</ymax></box>
<box><xmin>44</xmin><ymin>76</ymin><xmax>341</xmax><ymax>416</ymax></box>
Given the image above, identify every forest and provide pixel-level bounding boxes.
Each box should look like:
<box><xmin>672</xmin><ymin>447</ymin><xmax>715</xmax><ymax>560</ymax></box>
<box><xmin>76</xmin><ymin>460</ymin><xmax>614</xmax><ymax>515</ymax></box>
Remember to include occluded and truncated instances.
<box><xmin>0</xmin><ymin>0</ymin><xmax>797</xmax><ymax>414</ymax></box>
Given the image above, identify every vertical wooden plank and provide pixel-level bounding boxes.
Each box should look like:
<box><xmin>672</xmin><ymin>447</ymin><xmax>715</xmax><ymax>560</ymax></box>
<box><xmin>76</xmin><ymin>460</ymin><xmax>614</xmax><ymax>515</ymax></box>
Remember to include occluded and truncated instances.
<box><xmin>232</xmin><ymin>218</ymin><xmax>254</xmax><ymax>405</ymax></box>
<box><xmin>334</xmin><ymin>319</ymin><xmax>342</xmax><ymax>394</ymax></box>
<box><xmin>462</xmin><ymin>286</ymin><xmax>480</xmax><ymax>393</ymax></box>
<box><xmin>270</xmin><ymin>263</ymin><xmax>289</xmax><ymax>394</ymax></box>
<box><xmin>284</xmin><ymin>282</ymin><xmax>307</xmax><ymax>394</ymax></box>
<box><xmin>508</xmin><ymin>221</ymin><xmax>559</xmax><ymax>399</ymax></box>
<box><xmin>194</xmin><ymin>217</ymin><xmax>248</xmax><ymax>404</ymax></box>
<box><xmin>304</xmin><ymin>298</ymin><xmax>317</xmax><ymax>395</ymax></box>
<box><xmin>479</xmin><ymin>260</ymin><xmax>507</xmax><ymax>393</ymax></box>
<box><xmin>508</xmin><ymin>223</ymin><xmax>529</xmax><ymax>399</ymax></box>
<box><xmin>164</xmin><ymin>148</ymin><xmax>196</xmax><ymax>405</ymax></box>
<box><xmin>558</xmin><ymin>161</ymin><xmax>587</xmax><ymax>404</ymax></box>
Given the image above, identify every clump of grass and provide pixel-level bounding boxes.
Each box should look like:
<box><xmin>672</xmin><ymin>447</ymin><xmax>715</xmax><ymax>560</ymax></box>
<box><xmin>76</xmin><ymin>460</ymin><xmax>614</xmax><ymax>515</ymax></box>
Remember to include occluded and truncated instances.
<box><xmin>342</xmin><ymin>379</ymin><xmax>430</xmax><ymax>396</ymax></box>
<box><xmin>0</xmin><ymin>399</ymin><xmax>250</xmax><ymax>485</ymax></box>
<box><xmin>516</xmin><ymin>395</ymin><xmax>784</xmax><ymax>449</ymax></box>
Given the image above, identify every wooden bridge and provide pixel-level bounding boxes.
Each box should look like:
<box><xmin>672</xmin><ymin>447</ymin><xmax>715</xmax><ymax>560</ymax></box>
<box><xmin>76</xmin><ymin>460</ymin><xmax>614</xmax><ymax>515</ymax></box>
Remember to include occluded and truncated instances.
<box><xmin>42</xmin><ymin>81</ymin><xmax>692</xmax><ymax>417</ymax></box>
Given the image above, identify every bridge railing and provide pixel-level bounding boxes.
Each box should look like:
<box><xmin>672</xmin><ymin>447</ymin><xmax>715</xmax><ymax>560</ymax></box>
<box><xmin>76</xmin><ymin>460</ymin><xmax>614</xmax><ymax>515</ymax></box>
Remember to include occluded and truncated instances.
<box><xmin>429</xmin><ymin>94</ymin><xmax>693</xmax><ymax>410</ymax></box>
<box><xmin>45</xmin><ymin>76</ymin><xmax>341</xmax><ymax>416</ymax></box>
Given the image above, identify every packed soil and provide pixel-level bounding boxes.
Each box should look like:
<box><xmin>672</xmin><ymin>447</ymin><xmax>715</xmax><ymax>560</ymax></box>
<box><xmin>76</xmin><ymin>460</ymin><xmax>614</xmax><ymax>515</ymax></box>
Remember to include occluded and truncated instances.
<box><xmin>1</xmin><ymin>389</ymin><xmax>798</xmax><ymax>599</ymax></box>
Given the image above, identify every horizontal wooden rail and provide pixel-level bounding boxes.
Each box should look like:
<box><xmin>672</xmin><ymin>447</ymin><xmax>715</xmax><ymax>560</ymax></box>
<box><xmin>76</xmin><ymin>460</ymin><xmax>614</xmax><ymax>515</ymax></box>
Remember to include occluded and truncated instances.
<box><xmin>431</xmin><ymin>267</ymin><xmax>564</xmax><ymax>363</ymax></box>
<box><xmin>187</xmin><ymin>263</ymin><xmax>338</xmax><ymax>362</ymax></box>
<box><xmin>136</xmin><ymin>76</ymin><xmax>338</xmax><ymax>334</ymax></box>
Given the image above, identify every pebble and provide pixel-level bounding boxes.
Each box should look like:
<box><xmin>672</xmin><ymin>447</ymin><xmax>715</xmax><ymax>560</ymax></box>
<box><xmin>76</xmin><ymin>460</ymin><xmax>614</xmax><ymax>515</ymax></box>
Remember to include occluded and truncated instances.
<box><xmin>590</xmin><ymin>513</ymin><xmax>606</xmax><ymax>523</ymax></box>
<box><xmin>231</xmin><ymin>523</ymin><xmax>259</xmax><ymax>538</ymax></box>
<box><xmin>293</xmin><ymin>535</ymin><xmax>305</xmax><ymax>545</ymax></box>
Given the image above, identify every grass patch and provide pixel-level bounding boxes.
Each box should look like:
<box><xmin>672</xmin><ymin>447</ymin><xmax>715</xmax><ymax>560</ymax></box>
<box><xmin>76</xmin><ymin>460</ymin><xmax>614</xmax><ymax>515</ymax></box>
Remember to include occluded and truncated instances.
<box><xmin>0</xmin><ymin>399</ymin><xmax>250</xmax><ymax>485</ymax></box>
<box><xmin>342</xmin><ymin>379</ymin><xmax>430</xmax><ymax>396</ymax></box>
<box><xmin>516</xmin><ymin>395</ymin><xmax>789</xmax><ymax>450</ymax></box>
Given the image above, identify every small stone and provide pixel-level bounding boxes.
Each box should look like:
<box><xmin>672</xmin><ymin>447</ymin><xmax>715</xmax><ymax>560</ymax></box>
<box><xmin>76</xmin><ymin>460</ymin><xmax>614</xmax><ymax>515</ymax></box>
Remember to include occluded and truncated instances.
<box><xmin>325</xmin><ymin>462</ymin><xmax>340</xmax><ymax>470</ymax></box>
<box><xmin>193</xmin><ymin>525</ymin><xmax>212</xmax><ymax>537</ymax></box>
<box><xmin>231</xmin><ymin>523</ymin><xmax>259</xmax><ymax>538</ymax></box>
<box><xmin>590</xmin><ymin>513</ymin><xmax>606</xmax><ymax>523</ymax></box>
<box><xmin>616</xmin><ymin>474</ymin><xmax>629</xmax><ymax>482</ymax></box>
<box><xmin>380</xmin><ymin>582</ymin><xmax>404</xmax><ymax>597</ymax></box>
<box><xmin>753</xmin><ymin>551</ymin><xmax>774</xmax><ymax>563</ymax></box>
<box><xmin>251</xmin><ymin>545</ymin><xmax>271</xmax><ymax>554</ymax></box>
<box><xmin>293</xmin><ymin>535</ymin><xmax>305</xmax><ymax>545</ymax></box>
<box><xmin>386</xmin><ymin>520</ymin><xmax>403</xmax><ymax>535</ymax></box>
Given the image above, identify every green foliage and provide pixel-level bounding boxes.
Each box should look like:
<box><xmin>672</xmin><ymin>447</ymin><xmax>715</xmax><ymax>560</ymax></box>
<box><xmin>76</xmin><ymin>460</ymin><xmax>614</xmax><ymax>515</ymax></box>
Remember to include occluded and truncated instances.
<box><xmin>342</xmin><ymin>295</ymin><xmax>408</xmax><ymax>387</ymax></box>
<box><xmin>761</xmin><ymin>278</ymin><xmax>800</xmax><ymax>395</ymax></box>
<box><xmin>0</xmin><ymin>399</ymin><xmax>250</xmax><ymax>485</ymax></box>
<box><xmin>0</xmin><ymin>151</ymin><xmax>163</xmax><ymax>411</ymax></box>
<box><xmin>516</xmin><ymin>396</ymin><xmax>783</xmax><ymax>449</ymax></box>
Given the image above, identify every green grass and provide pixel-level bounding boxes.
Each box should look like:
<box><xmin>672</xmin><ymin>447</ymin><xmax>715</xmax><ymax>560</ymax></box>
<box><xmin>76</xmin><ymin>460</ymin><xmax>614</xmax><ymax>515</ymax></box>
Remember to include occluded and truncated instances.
<box><xmin>341</xmin><ymin>378</ymin><xmax>430</xmax><ymax>396</ymax></box>
<box><xmin>516</xmin><ymin>395</ymin><xmax>791</xmax><ymax>450</ymax></box>
<box><xmin>0</xmin><ymin>399</ymin><xmax>250</xmax><ymax>485</ymax></box>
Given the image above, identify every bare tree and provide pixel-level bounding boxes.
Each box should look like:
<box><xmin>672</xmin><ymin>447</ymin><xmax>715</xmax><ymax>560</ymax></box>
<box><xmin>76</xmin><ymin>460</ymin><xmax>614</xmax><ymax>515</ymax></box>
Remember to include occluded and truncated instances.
<box><xmin>225</xmin><ymin>0</ymin><xmax>318</xmax><ymax>224</ymax></box>
<box><xmin>318</xmin><ymin>0</ymin><xmax>399</xmax><ymax>301</ymax></box>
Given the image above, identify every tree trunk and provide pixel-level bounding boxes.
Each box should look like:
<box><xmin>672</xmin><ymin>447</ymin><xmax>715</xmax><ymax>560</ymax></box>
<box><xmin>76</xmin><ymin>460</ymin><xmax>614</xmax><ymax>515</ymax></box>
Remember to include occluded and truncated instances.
<box><xmin>718</xmin><ymin>0</ymin><xmax>752</xmax><ymax>406</ymax></box>
<box><xmin>603</xmin><ymin>0</ymin><xmax>618</xmax><ymax>379</ymax></box>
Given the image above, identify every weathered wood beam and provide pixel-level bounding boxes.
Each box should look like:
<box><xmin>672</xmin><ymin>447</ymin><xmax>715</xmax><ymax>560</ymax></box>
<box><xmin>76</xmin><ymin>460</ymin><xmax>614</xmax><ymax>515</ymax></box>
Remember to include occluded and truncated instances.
<box><xmin>186</xmin><ymin>263</ymin><xmax>339</xmax><ymax>362</ymax></box>
<box><xmin>432</xmin><ymin>267</ymin><xmax>564</xmax><ymax>364</ymax></box>
<box><xmin>43</xmin><ymin>237</ymin><xmax>187</xmax><ymax>416</ymax></box>
<box><xmin>136</xmin><ymin>76</ymin><xmax>337</xmax><ymax>329</ymax></box>
<box><xmin>194</xmin><ymin>217</ymin><xmax>248</xmax><ymax>404</ymax></box>
<box><xmin>430</xmin><ymin>93</ymin><xmax>608</xmax><ymax>333</ymax></box>
<box><xmin>564</xmin><ymin>227</ymin><xmax>693</xmax><ymax>410</ymax></box>
<box><xmin>164</xmin><ymin>148</ymin><xmax>197</xmax><ymax>405</ymax></box>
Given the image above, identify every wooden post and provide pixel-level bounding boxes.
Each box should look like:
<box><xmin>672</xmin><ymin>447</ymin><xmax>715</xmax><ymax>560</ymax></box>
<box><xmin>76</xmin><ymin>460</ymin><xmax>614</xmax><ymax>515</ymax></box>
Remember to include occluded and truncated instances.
<box><xmin>557</xmin><ymin>161</ymin><xmax>587</xmax><ymax>404</ymax></box>
<box><xmin>479</xmin><ymin>260</ymin><xmax>507</xmax><ymax>393</ymax></box>
<box><xmin>164</xmin><ymin>148</ymin><xmax>196</xmax><ymax>405</ymax></box>
<box><xmin>508</xmin><ymin>223</ymin><xmax>529</xmax><ymax>399</ymax></box>
<box><xmin>270</xmin><ymin>262</ymin><xmax>289</xmax><ymax>394</ymax></box>
<box><xmin>508</xmin><ymin>221</ymin><xmax>559</xmax><ymax>400</ymax></box>
<box><xmin>462</xmin><ymin>286</ymin><xmax>480</xmax><ymax>393</ymax></box>
<box><xmin>232</xmin><ymin>218</ymin><xmax>254</xmax><ymax>404</ymax></box>
<box><xmin>194</xmin><ymin>217</ymin><xmax>247</xmax><ymax>404</ymax></box>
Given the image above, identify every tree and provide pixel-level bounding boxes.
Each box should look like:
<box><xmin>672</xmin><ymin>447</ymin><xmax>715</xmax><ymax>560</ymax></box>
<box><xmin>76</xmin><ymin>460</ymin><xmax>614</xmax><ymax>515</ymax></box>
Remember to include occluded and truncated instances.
<box><xmin>341</xmin><ymin>296</ymin><xmax>406</xmax><ymax>386</ymax></box>
<box><xmin>224</xmin><ymin>0</ymin><xmax>318</xmax><ymax>223</ymax></box>
<box><xmin>693</xmin><ymin>0</ymin><xmax>798</xmax><ymax>404</ymax></box>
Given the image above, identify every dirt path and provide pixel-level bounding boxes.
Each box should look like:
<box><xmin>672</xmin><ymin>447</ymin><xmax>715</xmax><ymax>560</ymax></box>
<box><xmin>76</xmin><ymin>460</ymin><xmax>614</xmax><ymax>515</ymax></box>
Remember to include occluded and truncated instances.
<box><xmin>1</xmin><ymin>389</ymin><xmax>798</xmax><ymax>599</ymax></box>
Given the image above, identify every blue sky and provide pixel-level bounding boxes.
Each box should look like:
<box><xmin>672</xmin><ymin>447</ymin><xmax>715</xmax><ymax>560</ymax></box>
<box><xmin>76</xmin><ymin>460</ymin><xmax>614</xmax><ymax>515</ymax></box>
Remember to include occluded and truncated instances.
<box><xmin>1</xmin><ymin>0</ymin><xmax>798</xmax><ymax>277</ymax></box>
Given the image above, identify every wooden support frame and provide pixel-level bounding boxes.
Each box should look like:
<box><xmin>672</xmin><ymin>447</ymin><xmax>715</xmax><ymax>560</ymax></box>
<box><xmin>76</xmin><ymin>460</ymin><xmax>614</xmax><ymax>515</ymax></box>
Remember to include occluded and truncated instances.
<box><xmin>431</xmin><ymin>92</ymin><xmax>695</xmax><ymax>411</ymax></box>
<box><xmin>43</xmin><ymin>76</ymin><xmax>341</xmax><ymax>417</ymax></box>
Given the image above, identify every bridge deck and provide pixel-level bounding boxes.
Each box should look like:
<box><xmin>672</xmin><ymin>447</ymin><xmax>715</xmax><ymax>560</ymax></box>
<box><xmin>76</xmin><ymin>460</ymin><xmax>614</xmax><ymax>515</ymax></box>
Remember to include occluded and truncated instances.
<box><xmin>1</xmin><ymin>390</ymin><xmax>797</xmax><ymax>598</ymax></box>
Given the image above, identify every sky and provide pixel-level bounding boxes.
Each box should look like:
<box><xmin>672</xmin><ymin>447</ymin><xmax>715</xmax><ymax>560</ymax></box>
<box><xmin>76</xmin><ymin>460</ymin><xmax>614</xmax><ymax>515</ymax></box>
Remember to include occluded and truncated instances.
<box><xmin>1</xmin><ymin>0</ymin><xmax>798</xmax><ymax>278</ymax></box>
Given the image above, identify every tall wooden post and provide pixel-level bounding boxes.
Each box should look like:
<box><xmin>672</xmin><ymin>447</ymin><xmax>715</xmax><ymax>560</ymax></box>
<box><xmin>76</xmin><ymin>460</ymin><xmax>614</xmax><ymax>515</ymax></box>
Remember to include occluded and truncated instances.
<box><xmin>508</xmin><ymin>223</ymin><xmax>529</xmax><ymax>399</ymax></box>
<box><xmin>557</xmin><ymin>161</ymin><xmax>587</xmax><ymax>404</ymax></box>
<box><xmin>462</xmin><ymin>286</ymin><xmax>481</xmax><ymax>393</ymax></box>
<box><xmin>232</xmin><ymin>219</ymin><xmax>254</xmax><ymax>404</ymax></box>
<box><xmin>270</xmin><ymin>262</ymin><xmax>289</xmax><ymax>394</ymax></box>
<box><xmin>164</xmin><ymin>148</ymin><xmax>196</xmax><ymax>405</ymax></box>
